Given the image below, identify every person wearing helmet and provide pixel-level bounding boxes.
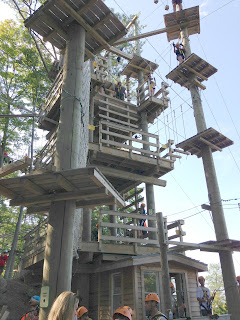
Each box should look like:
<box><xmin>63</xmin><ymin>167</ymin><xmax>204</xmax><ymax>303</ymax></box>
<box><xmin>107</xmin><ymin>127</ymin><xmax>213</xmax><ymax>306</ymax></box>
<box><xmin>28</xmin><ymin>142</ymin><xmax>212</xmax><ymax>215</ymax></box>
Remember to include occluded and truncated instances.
<box><xmin>139</xmin><ymin>203</ymin><xmax>148</xmax><ymax>238</ymax></box>
<box><xmin>170</xmin><ymin>282</ymin><xmax>186</xmax><ymax>318</ymax></box>
<box><xmin>173</xmin><ymin>42</ymin><xmax>185</xmax><ymax>64</ymax></box>
<box><xmin>114</xmin><ymin>81</ymin><xmax>126</xmax><ymax>101</ymax></box>
<box><xmin>145</xmin><ymin>293</ymin><xmax>167</xmax><ymax>320</ymax></box>
<box><xmin>21</xmin><ymin>295</ymin><xmax>40</xmax><ymax>320</ymax></box>
<box><xmin>172</xmin><ymin>0</ymin><xmax>182</xmax><ymax>12</ymax></box>
<box><xmin>77</xmin><ymin>306</ymin><xmax>89</xmax><ymax>320</ymax></box>
<box><xmin>0</xmin><ymin>250</ymin><xmax>8</xmax><ymax>276</ymax></box>
<box><xmin>197</xmin><ymin>276</ymin><xmax>215</xmax><ymax>316</ymax></box>
<box><xmin>113</xmin><ymin>306</ymin><xmax>132</xmax><ymax>320</ymax></box>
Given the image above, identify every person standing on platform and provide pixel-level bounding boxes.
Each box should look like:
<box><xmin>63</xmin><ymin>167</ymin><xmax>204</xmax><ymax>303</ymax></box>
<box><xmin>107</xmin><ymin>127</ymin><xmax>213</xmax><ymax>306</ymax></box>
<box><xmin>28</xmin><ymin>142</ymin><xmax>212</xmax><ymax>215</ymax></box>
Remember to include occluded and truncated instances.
<box><xmin>115</xmin><ymin>81</ymin><xmax>126</xmax><ymax>101</ymax></box>
<box><xmin>173</xmin><ymin>43</ymin><xmax>185</xmax><ymax>64</ymax></box>
<box><xmin>145</xmin><ymin>293</ymin><xmax>168</xmax><ymax>320</ymax></box>
<box><xmin>139</xmin><ymin>203</ymin><xmax>148</xmax><ymax>238</ymax></box>
<box><xmin>197</xmin><ymin>276</ymin><xmax>215</xmax><ymax>316</ymax></box>
<box><xmin>0</xmin><ymin>250</ymin><xmax>8</xmax><ymax>276</ymax></box>
<box><xmin>172</xmin><ymin>0</ymin><xmax>182</xmax><ymax>12</ymax></box>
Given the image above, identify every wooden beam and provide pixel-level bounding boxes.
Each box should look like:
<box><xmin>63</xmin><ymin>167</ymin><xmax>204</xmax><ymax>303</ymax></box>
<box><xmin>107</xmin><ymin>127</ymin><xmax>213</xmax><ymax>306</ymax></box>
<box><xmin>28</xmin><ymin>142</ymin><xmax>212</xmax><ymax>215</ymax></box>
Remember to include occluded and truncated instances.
<box><xmin>166</xmin><ymin>240</ymin><xmax>237</xmax><ymax>252</ymax></box>
<box><xmin>22</xmin><ymin>179</ymin><xmax>46</xmax><ymax>195</ymax></box>
<box><xmin>97</xmin><ymin>166</ymin><xmax>166</xmax><ymax>187</ymax></box>
<box><xmin>108</xmin><ymin>46</ymin><xmax>133</xmax><ymax>60</ymax></box>
<box><xmin>192</xmin><ymin>78</ymin><xmax>206</xmax><ymax>90</ymax></box>
<box><xmin>55</xmin><ymin>174</ymin><xmax>76</xmax><ymax>192</ymax></box>
<box><xmin>27</xmin><ymin>206</ymin><xmax>49</xmax><ymax>215</ymax></box>
<box><xmin>201</xmin><ymin>204</ymin><xmax>211</xmax><ymax>211</ymax></box>
<box><xmin>0</xmin><ymin>114</ymin><xmax>34</xmax><ymax>118</ymax></box>
<box><xmin>0</xmin><ymin>185</ymin><xmax>16</xmax><ymax>199</ymax></box>
<box><xmin>199</xmin><ymin>137</ymin><xmax>222</xmax><ymax>151</ymax></box>
<box><xmin>184</xmin><ymin>64</ymin><xmax>208</xmax><ymax>81</ymax></box>
<box><xmin>0</xmin><ymin>157</ymin><xmax>31</xmax><ymax>178</ymax></box>
<box><xmin>41</xmin><ymin>14</ymin><xmax>68</xmax><ymax>42</ymax></box>
<box><xmin>10</xmin><ymin>187</ymin><xmax>107</xmax><ymax>207</ymax></box>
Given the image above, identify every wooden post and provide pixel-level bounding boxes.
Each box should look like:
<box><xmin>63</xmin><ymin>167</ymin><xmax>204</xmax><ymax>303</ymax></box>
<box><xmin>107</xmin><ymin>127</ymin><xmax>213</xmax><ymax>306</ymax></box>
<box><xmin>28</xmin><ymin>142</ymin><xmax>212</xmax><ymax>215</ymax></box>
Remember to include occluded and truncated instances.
<box><xmin>39</xmin><ymin>23</ymin><xmax>86</xmax><ymax>320</ymax></box>
<box><xmin>156</xmin><ymin>212</ymin><xmax>172</xmax><ymax>316</ymax></box>
<box><xmin>181</xmin><ymin>25</ymin><xmax>240</xmax><ymax>320</ymax></box>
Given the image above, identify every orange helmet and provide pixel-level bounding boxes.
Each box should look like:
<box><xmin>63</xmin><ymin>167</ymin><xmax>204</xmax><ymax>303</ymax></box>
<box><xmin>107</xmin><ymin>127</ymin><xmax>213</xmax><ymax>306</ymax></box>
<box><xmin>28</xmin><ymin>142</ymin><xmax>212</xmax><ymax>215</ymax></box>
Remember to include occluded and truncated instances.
<box><xmin>198</xmin><ymin>276</ymin><xmax>205</xmax><ymax>281</ymax></box>
<box><xmin>145</xmin><ymin>293</ymin><xmax>160</xmax><ymax>303</ymax></box>
<box><xmin>236</xmin><ymin>276</ymin><xmax>240</xmax><ymax>281</ymax></box>
<box><xmin>123</xmin><ymin>306</ymin><xmax>133</xmax><ymax>317</ymax></box>
<box><xmin>113</xmin><ymin>307</ymin><xmax>132</xmax><ymax>320</ymax></box>
<box><xmin>170</xmin><ymin>282</ymin><xmax>174</xmax><ymax>288</ymax></box>
<box><xmin>77</xmin><ymin>306</ymin><xmax>88</xmax><ymax>319</ymax></box>
<box><xmin>141</xmin><ymin>203</ymin><xmax>145</xmax><ymax>207</ymax></box>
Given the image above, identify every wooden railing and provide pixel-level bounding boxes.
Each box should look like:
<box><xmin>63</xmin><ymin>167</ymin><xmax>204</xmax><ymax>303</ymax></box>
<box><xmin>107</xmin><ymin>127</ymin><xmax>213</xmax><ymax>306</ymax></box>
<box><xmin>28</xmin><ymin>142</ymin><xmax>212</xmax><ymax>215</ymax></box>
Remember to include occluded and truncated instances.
<box><xmin>136</xmin><ymin>80</ymin><xmax>170</xmax><ymax>106</ymax></box>
<box><xmin>99</xmin><ymin>120</ymin><xmax>160</xmax><ymax>159</ymax></box>
<box><xmin>34</xmin><ymin>131</ymin><xmax>57</xmax><ymax>169</ymax></box>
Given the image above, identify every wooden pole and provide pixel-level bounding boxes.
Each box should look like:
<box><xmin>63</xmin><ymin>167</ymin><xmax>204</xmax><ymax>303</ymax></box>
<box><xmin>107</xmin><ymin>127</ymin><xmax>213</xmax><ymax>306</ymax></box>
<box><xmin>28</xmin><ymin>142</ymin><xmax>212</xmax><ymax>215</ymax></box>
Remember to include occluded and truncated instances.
<box><xmin>156</xmin><ymin>212</ymin><xmax>172</xmax><ymax>316</ymax></box>
<box><xmin>181</xmin><ymin>26</ymin><xmax>240</xmax><ymax>320</ymax></box>
<box><xmin>39</xmin><ymin>23</ymin><xmax>86</xmax><ymax>320</ymax></box>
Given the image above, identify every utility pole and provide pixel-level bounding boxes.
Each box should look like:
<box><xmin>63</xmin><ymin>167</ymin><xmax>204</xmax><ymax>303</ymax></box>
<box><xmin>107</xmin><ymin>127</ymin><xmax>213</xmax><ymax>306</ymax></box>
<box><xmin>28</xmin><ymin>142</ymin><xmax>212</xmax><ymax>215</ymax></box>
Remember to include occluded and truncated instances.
<box><xmin>39</xmin><ymin>23</ymin><xmax>86</xmax><ymax>320</ymax></box>
<box><xmin>181</xmin><ymin>26</ymin><xmax>240</xmax><ymax>320</ymax></box>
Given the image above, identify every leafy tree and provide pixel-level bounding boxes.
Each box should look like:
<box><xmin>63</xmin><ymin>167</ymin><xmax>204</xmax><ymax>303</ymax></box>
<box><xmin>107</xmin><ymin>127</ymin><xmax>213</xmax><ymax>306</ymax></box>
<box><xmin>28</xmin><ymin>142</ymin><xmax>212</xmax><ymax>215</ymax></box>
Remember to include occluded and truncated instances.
<box><xmin>206</xmin><ymin>263</ymin><xmax>228</xmax><ymax>315</ymax></box>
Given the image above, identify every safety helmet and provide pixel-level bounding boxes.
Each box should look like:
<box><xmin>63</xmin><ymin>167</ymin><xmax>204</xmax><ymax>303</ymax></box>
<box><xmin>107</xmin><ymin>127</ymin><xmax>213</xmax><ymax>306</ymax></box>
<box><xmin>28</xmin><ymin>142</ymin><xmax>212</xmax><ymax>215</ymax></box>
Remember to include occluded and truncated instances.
<box><xmin>29</xmin><ymin>296</ymin><xmax>40</xmax><ymax>305</ymax></box>
<box><xmin>141</xmin><ymin>203</ymin><xmax>145</xmax><ymax>207</ymax></box>
<box><xmin>198</xmin><ymin>276</ymin><xmax>205</xmax><ymax>281</ymax></box>
<box><xmin>170</xmin><ymin>282</ymin><xmax>174</xmax><ymax>288</ymax></box>
<box><xmin>3</xmin><ymin>250</ymin><xmax>8</xmax><ymax>253</ymax></box>
<box><xmin>175</xmin><ymin>42</ymin><xmax>180</xmax><ymax>47</ymax></box>
<box><xmin>123</xmin><ymin>306</ymin><xmax>133</xmax><ymax>318</ymax></box>
<box><xmin>236</xmin><ymin>276</ymin><xmax>240</xmax><ymax>281</ymax></box>
<box><xmin>113</xmin><ymin>307</ymin><xmax>132</xmax><ymax>320</ymax></box>
<box><xmin>77</xmin><ymin>306</ymin><xmax>88</xmax><ymax>319</ymax></box>
<box><xmin>145</xmin><ymin>293</ymin><xmax>160</xmax><ymax>303</ymax></box>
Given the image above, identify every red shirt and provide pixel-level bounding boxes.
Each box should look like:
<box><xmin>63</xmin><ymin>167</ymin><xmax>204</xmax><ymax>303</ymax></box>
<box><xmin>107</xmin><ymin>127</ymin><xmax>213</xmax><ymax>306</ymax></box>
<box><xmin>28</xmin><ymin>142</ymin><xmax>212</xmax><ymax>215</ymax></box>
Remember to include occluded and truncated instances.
<box><xmin>0</xmin><ymin>254</ymin><xmax>8</xmax><ymax>267</ymax></box>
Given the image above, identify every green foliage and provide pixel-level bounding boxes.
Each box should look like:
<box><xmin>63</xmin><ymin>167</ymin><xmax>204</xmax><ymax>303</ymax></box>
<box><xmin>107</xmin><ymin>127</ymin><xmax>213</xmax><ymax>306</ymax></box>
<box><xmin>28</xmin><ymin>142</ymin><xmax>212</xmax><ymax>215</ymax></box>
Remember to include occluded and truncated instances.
<box><xmin>206</xmin><ymin>263</ymin><xmax>228</xmax><ymax>315</ymax></box>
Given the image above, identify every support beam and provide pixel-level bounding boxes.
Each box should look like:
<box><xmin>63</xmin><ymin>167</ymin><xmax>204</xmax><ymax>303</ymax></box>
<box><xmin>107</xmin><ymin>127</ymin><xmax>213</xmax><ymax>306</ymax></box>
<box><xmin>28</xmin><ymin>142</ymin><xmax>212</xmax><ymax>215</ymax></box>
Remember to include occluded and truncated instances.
<box><xmin>199</xmin><ymin>137</ymin><xmax>222</xmax><ymax>152</ymax></box>
<box><xmin>0</xmin><ymin>157</ymin><xmax>31</xmax><ymax>178</ymax></box>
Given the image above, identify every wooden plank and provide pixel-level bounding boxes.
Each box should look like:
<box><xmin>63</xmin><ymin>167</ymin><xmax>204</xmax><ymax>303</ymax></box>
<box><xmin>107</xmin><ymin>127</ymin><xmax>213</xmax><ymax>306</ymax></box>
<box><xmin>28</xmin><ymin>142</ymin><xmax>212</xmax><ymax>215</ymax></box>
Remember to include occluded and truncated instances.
<box><xmin>101</xmin><ymin>234</ymin><xmax>158</xmax><ymax>244</ymax></box>
<box><xmin>0</xmin><ymin>157</ymin><xmax>31</xmax><ymax>178</ymax></box>
<box><xmin>199</xmin><ymin>137</ymin><xmax>222</xmax><ymax>151</ymax></box>
<box><xmin>184</xmin><ymin>64</ymin><xmax>208</xmax><ymax>81</ymax></box>
<box><xmin>100</xmin><ymin>209</ymin><xmax>157</xmax><ymax>221</ymax></box>
<box><xmin>10</xmin><ymin>187</ymin><xmax>107</xmax><ymax>206</ymax></box>
<box><xmin>192</xmin><ymin>78</ymin><xmax>206</xmax><ymax>90</ymax></box>
<box><xmin>55</xmin><ymin>174</ymin><xmax>77</xmax><ymax>191</ymax></box>
<box><xmin>97</xmin><ymin>165</ymin><xmax>166</xmax><ymax>187</ymax></box>
<box><xmin>99</xmin><ymin>114</ymin><xmax>139</xmax><ymax>128</ymax></box>
<box><xmin>96</xmin><ymin>98</ymin><xmax>138</xmax><ymax>115</ymax></box>
<box><xmin>0</xmin><ymin>185</ymin><xmax>16</xmax><ymax>199</ymax></box>
<box><xmin>98</xmin><ymin>106</ymin><xmax>138</xmax><ymax>122</ymax></box>
<box><xmin>22</xmin><ymin>179</ymin><xmax>46</xmax><ymax>195</ymax></box>
<box><xmin>100</xmin><ymin>221</ymin><xmax>157</xmax><ymax>232</ymax></box>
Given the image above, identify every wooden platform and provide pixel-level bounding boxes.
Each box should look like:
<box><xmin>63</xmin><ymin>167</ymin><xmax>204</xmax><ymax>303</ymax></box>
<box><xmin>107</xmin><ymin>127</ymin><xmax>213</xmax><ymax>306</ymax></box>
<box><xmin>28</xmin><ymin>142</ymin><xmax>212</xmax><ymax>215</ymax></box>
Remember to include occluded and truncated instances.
<box><xmin>121</xmin><ymin>55</ymin><xmax>159</xmax><ymax>79</ymax></box>
<box><xmin>166</xmin><ymin>53</ymin><xmax>217</xmax><ymax>90</ymax></box>
<box><xmin>164</xmin><ymin>6</ymin><xmax>200</xmax><ymax>42</ymax></box>
<box><xmin>176</xmin><ymin>127</ymin><xmax>233</xmax><ymax>157</ymax></box>
<box><xmin>24</xmin><ymin>0</ymin><xmax>127</xmax><ymax>60</ymax></box>
<box><xmin>0</xmin><ymin>157</ymin><xmax>32</xmax><ymax>178</ymax></box>
<box><xmin>89</xmin><ymin>142</ymin><xmax>174</xmax><ymax>193</ymax></box>
<box><xmin>137</xmin><ymin>96</ymin><xmax>168</xmax><ymax>124</ymax></box>
<box><xmin>0</xmin><ymin>166</ymin><xmax>124</xmax><ymax>214</ymax></box>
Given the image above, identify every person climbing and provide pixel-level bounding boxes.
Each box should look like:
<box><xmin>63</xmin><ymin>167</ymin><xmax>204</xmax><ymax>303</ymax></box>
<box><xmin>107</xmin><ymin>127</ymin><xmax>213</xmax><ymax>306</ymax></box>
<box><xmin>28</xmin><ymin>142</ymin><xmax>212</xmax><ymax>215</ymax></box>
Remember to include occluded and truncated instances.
<box><xmin>154</xmin><ymin>0</ymin><xmax>159</xmax><ymax>3</ymax></box>
<box><xmin>145</xmin><ymin>293</ymin><xmax>167</xmax><ymax>320</ymax></box>
<box><xmin>21</xmin><ymin>296</ymin><xmax>40</xmax><ymax>320</ymax></box>
<box><xmin>77</xmin><ymin>306</ymin><xmax>89</xmax><ymax>320</ymax></box>
<box><xmin>147</xmin><ymin>73</ymin><xmax>156</xmax><ymax>96</ymax></box>
<box><xmin>139</xmin><ymin>203</ymin><xmax>148</xmax><ymax>238</ymax></box>
<box><xmin>172</xmin><ymin>0</ymin><xmax>182</xmax><ymax>12</ymax></box>
<box><xmin>173</xmin><ymin>42</ymin><xmax>185</xmax><ymax>64</ymax></box>
<box><xmin>197</xmin><ymin>276</ymin><xmax>215</xmax><ymax>316</ymax></box>
<box><xmin>0</xmin><ymin>250</ymin><xmax>8</xmax><ymax>276</ymax></box>
<box><xmin>113</xmin><ymin>306</ymin><xmax>132</xmax><ymax>320</ymax></box>
<box><xmin>3</xmin><ymin>152</ymin><xmax>11</xmax><ymax>164</ymax></box>
<box><xmin>114</xmin><ymin>81</ymin><xmax>126</xmax><ymax>101</ymax></box>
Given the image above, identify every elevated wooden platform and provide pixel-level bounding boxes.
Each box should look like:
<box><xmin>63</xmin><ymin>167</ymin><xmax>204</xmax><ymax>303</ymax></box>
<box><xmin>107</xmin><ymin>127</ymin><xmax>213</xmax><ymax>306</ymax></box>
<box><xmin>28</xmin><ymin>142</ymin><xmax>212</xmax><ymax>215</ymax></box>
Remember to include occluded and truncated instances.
<box><xmin>164</xmin><ymin>6</ymin><xmax>200</xmax><ymax>42</ymax></box>
<box><xmin>176</xmin><ymin>127</ymin><xmax>233</xmax><ymax>158</ymax></box>
<box><xmin>0</xmin><ymin>157</ymin><xmax>31</xmax><ymax>178</ymax></box>
<box><xmin>24</xmin><ymin>0</ymin><xmax>127</xmax><ymax>60</ymax></box>
<box><xmin>89</xmin><ymin>141</ymin><xmax>174</xmax><ymax>193</ymax></box>
<box><xmin>137</xmin><ymin>96</ymin><xmax>168</xmax><ymax>124</ymax></box>
<box><xmin>121</xmin><ymin>55</ymin><xmax>159</xmax><ymax>79</ymax></box>
<box><xmin>166</xmin><ymin>53</ymin><xmax>217</xmax><ymax>90</ymax></box>
<box><xmin>0</xmin><ymin>167</ymin><xmax>124</xmax><ymax>214</ymax></box>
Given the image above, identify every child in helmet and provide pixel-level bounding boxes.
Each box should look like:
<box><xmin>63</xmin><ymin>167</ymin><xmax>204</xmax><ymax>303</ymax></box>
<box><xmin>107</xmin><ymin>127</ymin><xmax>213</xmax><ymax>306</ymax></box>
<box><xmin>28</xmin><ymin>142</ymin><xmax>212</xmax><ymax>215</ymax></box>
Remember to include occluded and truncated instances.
<box><xmin>173</xmin><ymin>42</ymin><xmax>185</xmax><ymax>64</ymax></box>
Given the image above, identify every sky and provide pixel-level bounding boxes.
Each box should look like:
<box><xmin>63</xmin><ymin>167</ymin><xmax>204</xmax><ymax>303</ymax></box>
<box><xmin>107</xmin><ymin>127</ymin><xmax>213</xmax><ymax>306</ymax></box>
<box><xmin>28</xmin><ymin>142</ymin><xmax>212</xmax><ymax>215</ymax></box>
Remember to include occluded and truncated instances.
<box><xmin>0</xmin><ymin>0</ymin><xmax>240</xmax><ymax>279</ymax></box>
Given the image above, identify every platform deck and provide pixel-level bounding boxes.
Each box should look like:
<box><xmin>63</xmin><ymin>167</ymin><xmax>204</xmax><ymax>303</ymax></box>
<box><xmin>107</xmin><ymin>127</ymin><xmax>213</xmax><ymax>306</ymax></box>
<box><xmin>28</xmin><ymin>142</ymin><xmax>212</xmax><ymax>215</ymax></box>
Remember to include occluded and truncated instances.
<box><xmin>176</xmin><ymin>127</ymin><xmax>233</xmax><ymax>157</ymax></box>
<box><xmin>121</xmin><ymin>55</ymin><xmax>159</xmax><ymax>79</ymax></box>
<box><xmin>0</xmin><ymin>157</ymin><xmax>32</xmax><ymax>178</ymax></box>
<box><xmin>166</xmin><ymin>53</ymin><xmax>217</xmax><ymax>89</ymax></box>
<box><xmin>164</xmin><ymin>6</ymin><xmax>200</xmax><ymax>41</ymax></box>
<box><xmin>137</xmin><ymin>96</ymin><xmax>169</xmax><ymax>124</ymax></box>
<box><xmin>0</xmin><ymin>167</ymin><xmax>124</xmax><ymax>213</ymax></box>
<box><xmin>24</xmin><ymin>0</ymin><xmax>127</xmax><ymax>60</ymax></box>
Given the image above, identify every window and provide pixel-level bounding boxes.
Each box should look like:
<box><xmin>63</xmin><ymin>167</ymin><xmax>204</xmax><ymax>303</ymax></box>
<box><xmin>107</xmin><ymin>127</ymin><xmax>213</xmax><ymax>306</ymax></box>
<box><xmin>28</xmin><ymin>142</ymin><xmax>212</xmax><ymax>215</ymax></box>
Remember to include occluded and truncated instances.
<box><xmin>112</xmin><ymin>273</ymin><xmax>122</xmax><ymax>314</ymax></box>
<box><xmin>144</xmin><ymin>271</ymin><xmax>159</xmax><ymax>296</ymax></box>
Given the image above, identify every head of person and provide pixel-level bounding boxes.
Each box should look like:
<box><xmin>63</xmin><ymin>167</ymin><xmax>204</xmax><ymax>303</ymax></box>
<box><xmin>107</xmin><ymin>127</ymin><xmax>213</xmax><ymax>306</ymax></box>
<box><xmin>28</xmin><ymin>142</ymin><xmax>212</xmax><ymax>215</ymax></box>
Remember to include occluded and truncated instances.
<box><xmin>117</xmin><ymin>81</ymin><xmax>122</xmax><ymax>86</ymax></box>
<box><xmin>141</xmin><ymin>203</ymin><xmax>145</xmax><ymax>208</ymax></box>
<box><xmin>113</xmin><ymin>307</ymin><xmax>132</xmax><ymax>320</ymax></box>
<box><xmin>236</xmin><ymin>276</ymin><xmax>240</xmax><ymax>284</ymax></box>
<box><xmin>145</xmin><ymin>293</ymin><xmax>160</xmax><ymax>316</ymax></box>
<box><xmin>77</xmin><ymin>306</ymin><xmax>88</xmax><ymax>320</ymax></box>
<box><xmin>48</xmin><ymin>291</ymin><xmax>79</xmax><ymax>320</ymax></box>
<box><xmin>175</xmin><ymin>42</ymin><xmax>180</xmax><ymax>48</ymax></box>
<box><xmin>29</xmin><ymin>295</ymin><xmax>40</xmax><ymax>310</ymax></box>
<box><xmin>198</xmin><ymin>276</ymin><xmax>205</xmax><ymax>286</ymax></box>
<box><xmin>3</xmin><ymin>249</ymin><xmax>8</xmax><ymax>254</ymax></box>
<box><xmin>170</xmin><ymin>282</ymin><xmax>175</xmax><ymax>294</ymax></box>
